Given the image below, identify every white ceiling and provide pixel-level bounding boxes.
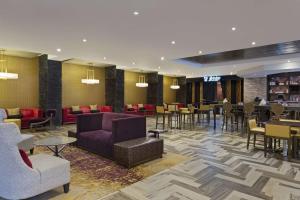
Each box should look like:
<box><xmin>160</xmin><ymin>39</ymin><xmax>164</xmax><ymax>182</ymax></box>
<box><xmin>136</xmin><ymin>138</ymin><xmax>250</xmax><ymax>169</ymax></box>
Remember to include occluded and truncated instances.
<box><xmin>0</xmin><ymin>0</ymin><xmax>300</xmax><ymax>77</ymax></box>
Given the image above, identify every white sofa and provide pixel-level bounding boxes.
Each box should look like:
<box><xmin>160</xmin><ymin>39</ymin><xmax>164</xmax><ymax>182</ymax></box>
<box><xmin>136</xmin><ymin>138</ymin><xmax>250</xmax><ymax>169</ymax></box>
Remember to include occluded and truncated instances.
<box><xmin>0</xmin><ymin>123</ymin><xmax>70</xmax><ymax>200</ymax></box>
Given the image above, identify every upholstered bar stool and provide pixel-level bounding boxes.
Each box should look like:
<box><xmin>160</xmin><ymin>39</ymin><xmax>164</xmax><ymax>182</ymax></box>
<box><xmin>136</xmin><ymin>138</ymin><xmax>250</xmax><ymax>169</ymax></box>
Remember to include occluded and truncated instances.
<box><xmin>222</xmin><ymin>102</ymin><xmax>236</xmax><ymax>132</ymax></box>
<box><xmin>264</xmin><ymin>124</ymin><xmax>292</xmax><ymax>160</ymax></box>
<box><xmin>168</xmin><ymin>104</ymin><xmax>179</xmax><ymax>129</ymax></box>
<box><xmin>180</xmin><ymin>106</ymin><xmax>195</xmax><ymax>129</ymax></box>
<box><xmin>155</xmin><ymin>106</ymin><xmax>171</xmax><ymax>130</ymax></box>
<box><xmin>247</xmin><ymin>119</ymin><xmax>265</xmax><ymax>150</ymax></box>
<box><xmin>197</xmin><ymin>105</ymin><xmax>210</xmax><ymax>124</ymax></box>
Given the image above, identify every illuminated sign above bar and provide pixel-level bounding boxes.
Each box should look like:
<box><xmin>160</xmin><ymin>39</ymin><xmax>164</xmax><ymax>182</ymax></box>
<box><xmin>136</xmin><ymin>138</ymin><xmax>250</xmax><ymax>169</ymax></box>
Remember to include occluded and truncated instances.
<box><xmin>204</xmin><ymin>76</ymin><xmax>221</xmax><ymax>82</ymax></box>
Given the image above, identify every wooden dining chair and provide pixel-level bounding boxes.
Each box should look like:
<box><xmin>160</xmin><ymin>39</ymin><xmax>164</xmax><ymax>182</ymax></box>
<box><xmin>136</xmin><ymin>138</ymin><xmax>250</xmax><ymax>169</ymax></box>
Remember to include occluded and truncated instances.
<box><xmin>247</xmin><ymin>119</ymin><xmax>265</xmax><ymax>149</ymax></box>
<box><xmin>264</xmin><ymin>124</ymin><xmax>292</xmax><ymax>160</ymax></box>
<box><xmin>180</xmin><ymin>106</ymin><xmax>195</xmax><ymax>129</ymax></box>
<box><xmin>270</xmin><ymin>104</ymin><xmax>286</xmax><ymax>120</ymax></box>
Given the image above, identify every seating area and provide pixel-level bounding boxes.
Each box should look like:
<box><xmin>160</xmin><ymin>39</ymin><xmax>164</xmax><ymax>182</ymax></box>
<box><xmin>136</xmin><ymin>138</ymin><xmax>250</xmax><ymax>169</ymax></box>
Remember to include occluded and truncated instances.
<box><xmin>62</xmin><ymin>105</ymin><xmax>113</xmax><ymax>124</ymax></box>
<box><xmin>2</xmin><ymin>1</ymin><xmax>300</xmax><ymax>199</ymax></box>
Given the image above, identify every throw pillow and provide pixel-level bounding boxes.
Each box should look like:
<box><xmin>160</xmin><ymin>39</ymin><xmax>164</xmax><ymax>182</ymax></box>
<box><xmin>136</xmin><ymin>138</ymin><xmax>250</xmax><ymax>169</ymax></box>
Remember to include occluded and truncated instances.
<box><xmin>19</xmin><ymin>149</ymin><xmax>33</xmax><ymax>168</ymax></box>
<box><xmin>138</xmin><ymin>104</ymin><xmax>144</xmax><ymax>108</ymax></box>
<box><xmin>127</xmin><ymin>104</ymin><xmax>133</xmax><ymax>109</ymax></box>
<box><xmin>71</xmin><ymin>105</ymin><xmax>80</xmax><ymax>112</ymax></box>
<box><xmin>7</xmin><ymin>108</ymin><xmax>20</xmax><ymax>117</ymax></box>
<box><xmin>90</xmin><ymin>104</ymin><xmax>98</xmax><ymax>110</ymax></box>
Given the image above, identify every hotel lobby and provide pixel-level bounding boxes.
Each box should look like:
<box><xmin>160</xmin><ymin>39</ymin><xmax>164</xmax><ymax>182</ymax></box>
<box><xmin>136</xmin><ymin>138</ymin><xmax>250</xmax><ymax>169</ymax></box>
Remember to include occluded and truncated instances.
<box><xmin>1</xmin><ymin>1</ymin><xmax>300</xmax><ymax>200</ymax></box>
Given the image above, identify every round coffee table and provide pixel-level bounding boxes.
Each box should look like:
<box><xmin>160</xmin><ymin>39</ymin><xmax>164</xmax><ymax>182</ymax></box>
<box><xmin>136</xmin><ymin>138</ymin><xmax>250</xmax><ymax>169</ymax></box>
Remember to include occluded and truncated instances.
<box><xmin>35</xmin><ymin>136</ymin><xmax>77</xmax><ymax>158</ymax></box>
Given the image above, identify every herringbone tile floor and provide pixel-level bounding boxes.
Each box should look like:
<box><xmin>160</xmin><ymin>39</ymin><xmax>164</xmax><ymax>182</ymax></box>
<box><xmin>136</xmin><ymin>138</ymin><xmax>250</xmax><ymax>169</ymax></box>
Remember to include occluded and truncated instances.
<box><xmin>99</xmin><ymin>117</ymin><xmax>300</xmax><ymax>200</ymax></box>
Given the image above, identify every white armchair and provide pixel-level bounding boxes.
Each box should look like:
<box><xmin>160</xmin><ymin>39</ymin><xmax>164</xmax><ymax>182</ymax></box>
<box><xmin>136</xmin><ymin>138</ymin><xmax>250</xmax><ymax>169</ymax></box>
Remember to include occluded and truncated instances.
<box><xmin>0</xmin><ymin>123</ymin><xmax>70</xmax><ymax>200</ymax></box>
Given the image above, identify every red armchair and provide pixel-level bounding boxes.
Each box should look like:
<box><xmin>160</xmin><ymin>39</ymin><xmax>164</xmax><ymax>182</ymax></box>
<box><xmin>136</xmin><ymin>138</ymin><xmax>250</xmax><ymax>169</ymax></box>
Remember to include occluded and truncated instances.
<box><xmin>20</xmin><ymin>108</ymin><xmax>43</xmax><ymax>129</ymax></box>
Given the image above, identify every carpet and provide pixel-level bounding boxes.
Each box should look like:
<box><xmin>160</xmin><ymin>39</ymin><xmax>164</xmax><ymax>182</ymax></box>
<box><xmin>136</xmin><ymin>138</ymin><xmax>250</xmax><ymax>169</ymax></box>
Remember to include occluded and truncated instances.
<box><xmin>27</xmin><ymin>145</ymin><xmax>188</xmax><ymax>200</ymax></box>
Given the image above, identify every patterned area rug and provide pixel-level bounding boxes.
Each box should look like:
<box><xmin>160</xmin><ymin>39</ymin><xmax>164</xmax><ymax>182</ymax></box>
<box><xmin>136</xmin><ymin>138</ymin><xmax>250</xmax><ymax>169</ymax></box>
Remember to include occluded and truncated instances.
<box><xmin>28</xmin><ymin>145</ymin><xmax>188</xmax><ymax>200</ymax></box>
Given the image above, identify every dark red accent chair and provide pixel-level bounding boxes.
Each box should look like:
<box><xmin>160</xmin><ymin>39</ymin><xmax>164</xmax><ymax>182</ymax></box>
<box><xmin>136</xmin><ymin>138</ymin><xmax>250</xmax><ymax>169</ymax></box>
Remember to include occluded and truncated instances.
<box><xmin>20</xmin><ymin>108</ymin><xmax>43</xmax><ymax>129</ymax></box>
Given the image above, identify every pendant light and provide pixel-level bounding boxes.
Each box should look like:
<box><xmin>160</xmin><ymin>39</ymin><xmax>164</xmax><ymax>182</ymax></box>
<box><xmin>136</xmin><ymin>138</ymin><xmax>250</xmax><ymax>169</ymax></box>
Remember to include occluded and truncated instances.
<box><xmin>136</xmin><ymin>75</ymin><xmax>148</xmax><ymax>87</ymax></box>
<box><xmin>81</xmin><ymin>63</ymin><xmax>100</xmax><ymax>84</ymax></box>
<box><xmin>0</xmin><ymin>49</ymin><xmax>18</xmax><ymax>80</ymax></box>
<box><xmin>170</xmin><ymin>78</ymin><xmax>180</xmax><ymax>89</ymax></box>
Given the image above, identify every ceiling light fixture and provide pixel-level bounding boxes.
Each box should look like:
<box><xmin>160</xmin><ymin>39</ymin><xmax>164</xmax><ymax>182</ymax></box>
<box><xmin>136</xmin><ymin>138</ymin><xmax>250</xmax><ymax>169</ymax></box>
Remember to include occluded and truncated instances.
<box><xmin>133</xmin><ymin>11</ymin><xmax>139</xmax><ymax>16</ymax></box>
<box><xmin>81</xmin><ymin>63</ymin><xmax>100</xmax><ymax>85</ymax></box>
<box><xmin>136</xmin><ymin>75</ymin><xmax>148</xmax><ymax>87</ymax></box>
<box><xmin>0</xmin><ymin>49</ymin><xmax>18</xmax><ymax>80</ymax></box>
<box><xmin>230</xmin><ymin>72</ymin><xmax>233</xmax><ymax>75</ymax></box>
<box><xmin>198</xmin><ymin>50</ymin><xmax>202</xmax><ymax>55</ymax></box>
<box><xmin>170</xmin><ymin>78</ymin><xmax>180</xmax><ymax>90</ymax></box>
<box><xmin>158</xmin><ymin>66</ymin><xmax>161</xmax><ymax>69</ymax></box>
<box><xmin>132</xmin><ymin>62</ymin><xmax>136</xmax><ymax>65</ymax></box>
<box><xmin>161</xmin><ymin>57</ymin><xmax>165</xmax><ymax>61</ymax></box>
<box><xmin>251</xmin><ymin>42</ymin><xmax>256</xmax><ymax>45</ymax></box>
<box><xmin>171</xmin><ymin>41</ymin><xmax>176</xmax><ymax>44</ymax></box>
<box><xmin>288</xmin><ymin>60</ymin><xmax>291</xmax><ymax>63</ymax></box>
<box><xmin>103</xmin><ymin>57</ymin><xmax>106</xmax><ymax>60</ymax></box>
<box><xmin>82</xmin><ymin>38</ymin><xmax>87</xmax><ymax>42</ymax></box>
<box><xmin>231</xmin><ymin>27</ymin><xmax>236</xmax><ymax>31</ymax></box>
<box><xmin>56</xmin><ymin>48</ymin><xmax>61</xmax><ymax>52</ymax></box>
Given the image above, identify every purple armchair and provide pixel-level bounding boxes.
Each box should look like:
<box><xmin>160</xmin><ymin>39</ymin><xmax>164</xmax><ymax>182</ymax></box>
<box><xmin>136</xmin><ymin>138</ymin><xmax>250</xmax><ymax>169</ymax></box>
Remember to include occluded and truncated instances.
<box><xmin>76</xmin><ymin>112</ymin><xmax>146</xmax><ymax>158</ymax></box>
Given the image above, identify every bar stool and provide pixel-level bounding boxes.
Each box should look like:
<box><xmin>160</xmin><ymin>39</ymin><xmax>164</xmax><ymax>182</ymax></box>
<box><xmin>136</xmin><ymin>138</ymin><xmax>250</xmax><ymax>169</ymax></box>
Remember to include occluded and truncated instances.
<box><xmin>168</xmin><ymin>104</ymin><xmax>179</xmax><ymax>129</ymax></box>
<box><xmin>155</xmin><ymin>106</ymin><xmax>171</xmax><ymax>130</ymax></box>
<box><xmin>264</xmin><ymin>124</ymin><xmax>292</xmax><ymax>160</ymax></box>
<box><xmin>247</xmin><ymin>119</ymin><xmax>265</xmax><ymax>149</ymax></box>
<box><xmin>222</xmin><ymin>102</ymin><xmax>236</xmax><ymax>132</ymax></box>
<box><xmin>197</xmin><ymin>105</ymin><xmax>210</xmax><ymax>124</ymax></box>
<box><xmin>180</xmin><ymin>106</ymin><xmax>195</xmax><ymax>129</ymax></box>
<box><xmin>243</xmin><ymin>102</ymin><xmax>256</xmax><ymax>134</ymax></box>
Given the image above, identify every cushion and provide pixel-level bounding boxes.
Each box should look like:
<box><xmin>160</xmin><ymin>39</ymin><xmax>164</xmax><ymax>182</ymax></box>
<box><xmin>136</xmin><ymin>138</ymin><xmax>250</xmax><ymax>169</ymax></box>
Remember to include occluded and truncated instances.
<box><xmin>6</xmin><ymin>108</ymin><xmax>20</xmax><ymax>116</ymax></box>
<box><xmin>138</xmin><ymin>104</ymin><xmax>144</xmax><ymax>108</ymax></box>
<box><xmin>71</xmin><ymin>110</ymin><xmax>83</xmax><ymax>115</ymax></box>
<box><xmin>127</xmin><ymin>104</ymin><xmax>133</xmax><ymax>109</ymax></box>
<box><xmin>20</xmin><ymin>109</ymin><xmax>34</xmax><ymax>118</ymax></box>
<box><xmin>7</xmin><ymin>114</ymin><xmax>21</xmax><ymax>119</ymax></box>
<box><xmin>251</xmin><ymin>127</ymin><xmax>265</xmax><ymax>133</ymax></box>
<box><xmin>90</xmin><ymin>105</ymin><xmax>98</xmax><ymax>110</ymax></box>
<box><xmin>71</xmin><ymin>106</ymin><xmax>80</xmax><ymax>112</ymax></box>
<box><xmin>102</xmin><ymin>113</ymin><xmax>128</xmax><ymax>131</ymax></box>
<box><xmin>19</xmin><ymin>149</ymin><xmax>32</xmax><ymax>168</ymax></box>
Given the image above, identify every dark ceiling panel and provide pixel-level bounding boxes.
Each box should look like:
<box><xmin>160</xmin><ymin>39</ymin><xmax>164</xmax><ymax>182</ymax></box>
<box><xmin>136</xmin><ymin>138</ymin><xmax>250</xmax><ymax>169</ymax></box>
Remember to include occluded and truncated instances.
<box><xmin>180</xmin><ymin>40</ymin><xmax>300</xmax><ymax>64</ymax></box>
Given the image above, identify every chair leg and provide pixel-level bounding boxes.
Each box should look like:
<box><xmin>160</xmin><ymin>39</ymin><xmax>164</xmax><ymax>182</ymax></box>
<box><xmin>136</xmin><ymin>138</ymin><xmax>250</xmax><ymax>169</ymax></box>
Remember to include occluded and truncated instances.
<box><xmin>156</xmin><ymin>115</ymin><xmax>158</xmax><ymax>129</ymax></box>
<box><xmin>163</xmin><ymin>115</ymin><xmax>165</xmax><ymax>130</ymax></box>
<box><xmin>63</xmin><ymin>183</ymin><xmax>70</xmax><ymax>193</ymax></box>
<box><xmin>288</xmin><ymin>138</ymin><xmax>292</xmax><ymax>161</ymax></box>
<box><xmin>247</xmin><ymin>131</ymin><xmax>251</xmax><ymax>150</ymax></box>
<box><xmin>264</xmin><ymin>136</ymin><xmax>267</xmax><ymax>157</ymax></box>
<box><xmin>253</xmin><ymin>133</ymin><xmax>256</xmax><ymax>148</ymax></box>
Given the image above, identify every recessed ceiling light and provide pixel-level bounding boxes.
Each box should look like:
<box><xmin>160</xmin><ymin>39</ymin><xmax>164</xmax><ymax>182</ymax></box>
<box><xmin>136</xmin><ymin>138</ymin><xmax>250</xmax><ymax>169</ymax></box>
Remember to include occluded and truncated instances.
<box><xmin>82</xmin><ymin>38</ymin><xmax>87</xmax><ymax>42</ymax></box>
<box><xmin>56</xmin><ymin>48</ymin><xmax>61</xmax><ymax>52</ymax></box>
<box><xmin>230</xmin><ymin>72</ymin><xmax>233</xmax><ymax>75</ymax></box>
<box><xmin>288</xmin><ymin>60</ymin><xmax>291</xmax><ymax>63</ymax></box>
<box><xmin>103</xmin><ymin>57</ymin><xmax>106</xmax><ymax>60</ymax></box>
<box><xmin>198</xmin><ymin>50</ymin><xmax>202</xmax><ymax>55</ymax></box>
<box><xmin>171</xmin><ymin>41</ymin><xmax>176</xmax><ymax>45</ymax></box>
<box><xmin>133</xmin><ymin>11</ymin><xmax>139</xmax><ymax>15</ymax></box>
<box><xmin>158</xmin><ymin>66</ymin><xmax>161</xmax><ymax>69</ymax></box>
<box><xmin>251</xmin><ymin>41</ymin><xmax>256</xmax><ymax>45</ymax></box>
<box><xmin>161</xmin><ymin>57</ymin><xmax>165</xmax><ymax>61</ymax></box>
<box><xmin>231</xmin><ymin>27</ymin><xmax>236</xmax><ymax>31</ymax></box>
<box><xmin>132</xmin><ymin>62</ymin><xmax>136</xmax><ymax>65</ymax></box>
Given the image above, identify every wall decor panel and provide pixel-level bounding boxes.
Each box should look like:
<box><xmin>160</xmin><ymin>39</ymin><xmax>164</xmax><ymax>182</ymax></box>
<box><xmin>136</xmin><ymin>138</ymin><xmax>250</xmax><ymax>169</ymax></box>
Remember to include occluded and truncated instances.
<box><xmin>0</xmin><ymin>55</ymin><xmax>38</xmax><ymax>108</ymax></box>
